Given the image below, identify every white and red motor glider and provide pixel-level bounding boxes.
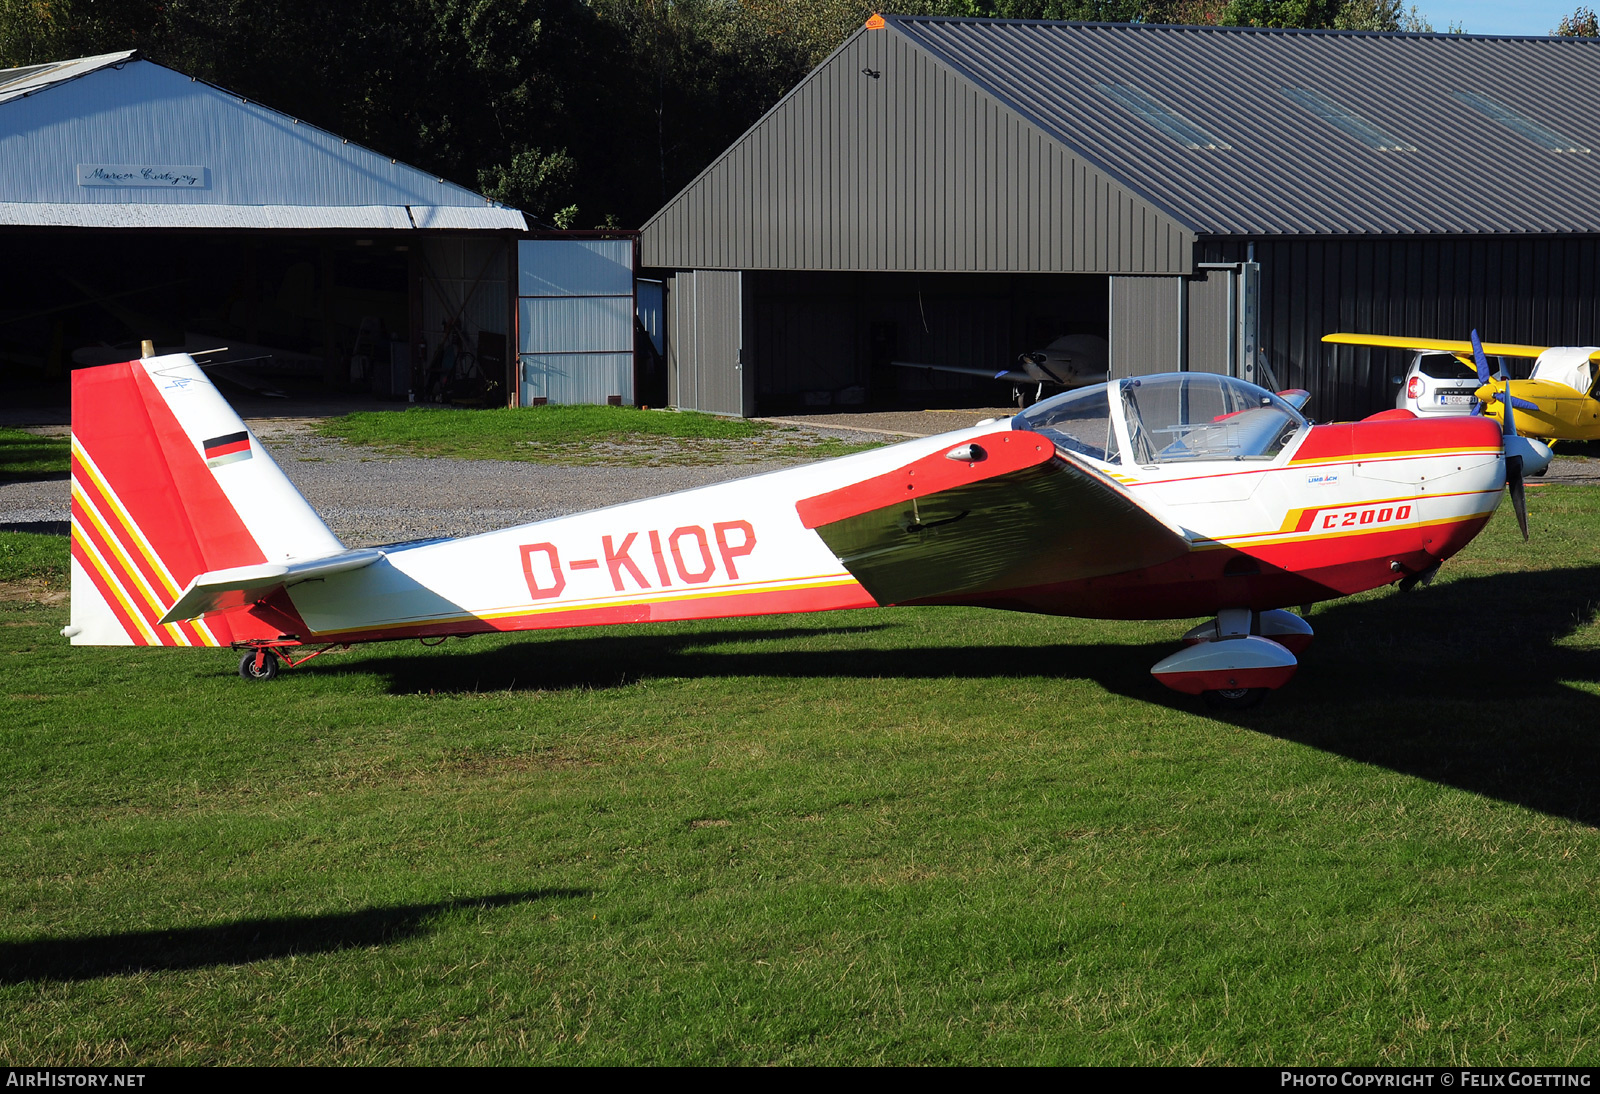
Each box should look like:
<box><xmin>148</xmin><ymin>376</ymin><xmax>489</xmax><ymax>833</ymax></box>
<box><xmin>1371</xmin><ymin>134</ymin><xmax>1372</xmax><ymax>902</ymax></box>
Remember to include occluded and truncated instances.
<box><xmin>65</xmin><ymin>353</ymin><xmax>1548</xmax><ymax>708</ymax></box>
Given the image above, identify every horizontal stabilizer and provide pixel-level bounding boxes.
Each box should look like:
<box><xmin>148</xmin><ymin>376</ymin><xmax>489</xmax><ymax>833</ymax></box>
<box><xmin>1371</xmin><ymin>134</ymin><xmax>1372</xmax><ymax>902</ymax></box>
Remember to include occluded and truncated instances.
<box><xmin>159</xmin><ymin>548</ymin><xmax>386</xmax><ymax>625</ymax></box>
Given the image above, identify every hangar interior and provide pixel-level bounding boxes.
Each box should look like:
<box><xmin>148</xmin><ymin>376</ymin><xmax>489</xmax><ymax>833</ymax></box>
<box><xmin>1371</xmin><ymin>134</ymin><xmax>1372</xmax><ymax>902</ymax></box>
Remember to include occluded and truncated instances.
<box><xmin>0</xmin><ymin>52</ymin><xmax>524</xmax><ymax>410</ymax></box>
<box><xmin>3</xmin><ymin>231</ymin><xmax>401</xmax><ymax>385</ymax></box>
<box><xmin>747</xmin><ymin>271</ymin><xmax>1107</xmax><ymax>411</ymax></box>
<box><xmin>664</xmin><ymin>265</ymin><xmax>1259</xmax><ymax>417</ymax></box>
<box><xmin>1</xmin><ymin>229</ymin><xmax>514</xmax><ymax>408</ymax></box>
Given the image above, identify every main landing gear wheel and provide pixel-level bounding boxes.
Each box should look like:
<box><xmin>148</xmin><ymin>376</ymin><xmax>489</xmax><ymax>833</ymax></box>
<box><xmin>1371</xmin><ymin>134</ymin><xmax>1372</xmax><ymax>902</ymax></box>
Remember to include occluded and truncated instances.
<box><xmin>239</xmin><ymin>649</ymin><xmax>280</xmax><ymax>681</ymax></box>
<box><xmin>1202</xmin><ymin>686</ymin><xmax>1267</xmax><ymax>711</ymax></box>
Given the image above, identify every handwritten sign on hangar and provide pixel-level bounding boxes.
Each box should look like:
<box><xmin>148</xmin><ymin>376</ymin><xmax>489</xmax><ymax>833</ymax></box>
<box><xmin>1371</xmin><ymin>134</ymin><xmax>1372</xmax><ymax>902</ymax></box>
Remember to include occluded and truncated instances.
<box><xmin>77</xmin><ymin>165</ymin><xmax>210</xmax><ymax>189</ymax></box>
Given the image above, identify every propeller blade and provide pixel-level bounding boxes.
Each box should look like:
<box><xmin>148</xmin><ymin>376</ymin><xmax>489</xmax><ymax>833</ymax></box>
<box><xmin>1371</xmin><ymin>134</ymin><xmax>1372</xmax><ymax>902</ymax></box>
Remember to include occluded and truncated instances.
<box><xmin>1471</xmin><ymin>329</ymin><xmax>1492</xmax><ymax>386</ymax></box>
<box><xmin>1493</xmin><ymin>392</ymin><xmax>1540</xmax><ymax>412</ymax></box>
<box><xmin>1498</xmin><ymin>380</ymin><xmax>1520</xmax><ymax>439</ymax></box>
<box><xmin>1506</xmin><ymin>453</ymin><xmax>1529</xmax><ymax>541</ymax></box>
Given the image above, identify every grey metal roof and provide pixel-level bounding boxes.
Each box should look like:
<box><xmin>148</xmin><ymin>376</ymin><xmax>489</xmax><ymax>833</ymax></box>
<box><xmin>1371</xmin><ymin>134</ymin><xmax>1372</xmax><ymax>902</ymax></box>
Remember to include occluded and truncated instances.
<box><xmin>891</xmin><ymin>16</ymin><xmax>1600</xmax><ymax>235</ymax></box>
<box><xmin>0</xmin><ymin>51</ymin><xmax>135</xmax><ymax>103</ymax></box>
<box><xmin>0</xmin><ymin>52</ymin><xmax>525</xmax><ymax>230</ymax></box>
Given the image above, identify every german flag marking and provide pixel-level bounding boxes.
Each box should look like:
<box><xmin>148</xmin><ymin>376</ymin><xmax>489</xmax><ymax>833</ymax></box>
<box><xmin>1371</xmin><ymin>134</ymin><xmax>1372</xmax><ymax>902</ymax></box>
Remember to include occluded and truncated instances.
<box><xmin>204</xmin><ymin>431</ymin><xmax>252</xmax><ymax>468</ymax></box>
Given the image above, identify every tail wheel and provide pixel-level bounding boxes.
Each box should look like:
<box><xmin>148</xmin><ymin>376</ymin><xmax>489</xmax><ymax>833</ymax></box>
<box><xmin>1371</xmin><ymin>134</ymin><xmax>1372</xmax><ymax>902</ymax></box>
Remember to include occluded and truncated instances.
<box><xmin>239</xmin><ymin>649</ymin><xmax>280</xmax><ymax>681</ymax></box>
<box><xmin>1202</xmin><ymin>686</ymin><xmax>1266</xmax><ymax>711</ymax></box>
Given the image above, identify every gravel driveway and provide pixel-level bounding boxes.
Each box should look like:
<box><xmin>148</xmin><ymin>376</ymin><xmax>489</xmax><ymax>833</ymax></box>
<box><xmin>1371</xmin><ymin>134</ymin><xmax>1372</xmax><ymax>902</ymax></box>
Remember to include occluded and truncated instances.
<box><xmin>258</xmin><ymin>425</ymin><xmax>852</xmax><ymax>545</ymax></box>
<box><xmin>0</xmin><ymin>418</ymin><xmax>896</xmax><ymax>546</ymax></box>
<box><xmin>8</xmin><ymin>416</ymin><xmax>1600</xmax><ymax>546</ymax></box>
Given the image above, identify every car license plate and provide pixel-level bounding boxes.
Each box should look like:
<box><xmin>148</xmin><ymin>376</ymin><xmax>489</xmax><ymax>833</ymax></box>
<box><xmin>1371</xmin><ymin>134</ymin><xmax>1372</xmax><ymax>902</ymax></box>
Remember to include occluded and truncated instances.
<box><xmin>1436</xmin><ymin>393</ymin><xmax>1475</xmax><ymax>405</ymax></box>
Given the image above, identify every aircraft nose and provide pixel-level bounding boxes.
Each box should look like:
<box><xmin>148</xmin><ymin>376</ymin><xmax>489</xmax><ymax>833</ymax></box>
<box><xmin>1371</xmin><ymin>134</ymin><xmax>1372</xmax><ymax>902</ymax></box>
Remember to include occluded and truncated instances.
<box><xmin>1472</xmin><ymin>382</ymin><xmax>1506</xmax><ymax>414</ymax></box>
<box><xmin>1506</xmin><ymin>434</ymin><xmax>1554</xmax><ymax>476</ymax></box>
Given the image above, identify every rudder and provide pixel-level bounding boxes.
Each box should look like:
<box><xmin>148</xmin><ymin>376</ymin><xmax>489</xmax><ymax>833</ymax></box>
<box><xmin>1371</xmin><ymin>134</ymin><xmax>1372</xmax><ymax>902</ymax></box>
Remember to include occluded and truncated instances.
<box><xmin>66</xmin><ymin>354</ymin><xmax>344</xmax><ymax>646</ymax></box>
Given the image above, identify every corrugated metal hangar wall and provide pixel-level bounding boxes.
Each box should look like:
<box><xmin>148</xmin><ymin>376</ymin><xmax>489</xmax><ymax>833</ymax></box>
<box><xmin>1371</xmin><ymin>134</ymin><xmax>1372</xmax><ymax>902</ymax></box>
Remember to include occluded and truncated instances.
<box><xmin>643</xmin><ymin>17</ymin><xmax>1600</xmax><ymax>419</ymax></box>
<box><xmin>1199</xmin><ymin>237</ymin><xmax>1600</xmax><ymax>422</ymax></box>
<box><xmin>643</xmin><ymin>20</ymin><xmax>1192</xmax><ymax>275</ymax></box>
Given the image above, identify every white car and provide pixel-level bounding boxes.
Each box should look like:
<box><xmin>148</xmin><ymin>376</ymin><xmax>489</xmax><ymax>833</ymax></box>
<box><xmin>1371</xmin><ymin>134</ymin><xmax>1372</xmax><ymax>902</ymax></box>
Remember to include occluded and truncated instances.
<box><xmin>1395</xmin><ymin>350</ymin><xmax>1481</xmax><ymax>416</ymax></box>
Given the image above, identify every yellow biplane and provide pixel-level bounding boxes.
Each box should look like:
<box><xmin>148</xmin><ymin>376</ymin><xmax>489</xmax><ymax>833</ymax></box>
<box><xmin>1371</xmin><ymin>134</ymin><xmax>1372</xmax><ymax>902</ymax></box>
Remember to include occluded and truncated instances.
<box><xmin>1323</xmin><ymin>331</ymin><xmax>1600</xmax><ymax>442</ymax></box>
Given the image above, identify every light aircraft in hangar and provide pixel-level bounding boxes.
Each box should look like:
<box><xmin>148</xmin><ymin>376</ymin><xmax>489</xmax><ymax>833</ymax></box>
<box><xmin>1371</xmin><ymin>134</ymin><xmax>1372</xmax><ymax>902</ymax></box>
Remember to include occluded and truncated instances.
<box><xmin>891</xmin><ymin>333</ymin><xmax>1110</xmax><ymax>405</ymax></box>
<box><xmin>64</xmin><ymin>352</ymin><xmax>1547</xmax><ymax>709</ymax></box>
<box><xmin>1324</xmin><ymin>330</ymin><xmax>1600</xmax><ymax>443</ymax></box>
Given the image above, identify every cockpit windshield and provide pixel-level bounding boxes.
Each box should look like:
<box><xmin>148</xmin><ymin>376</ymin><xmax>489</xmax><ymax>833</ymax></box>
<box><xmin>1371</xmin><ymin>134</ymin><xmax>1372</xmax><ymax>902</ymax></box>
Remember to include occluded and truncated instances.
<box><xmin>1011</xmin><ymin>383</ymin><xmax>1120</xmax><ymax>463</ymax></box>
<box><xmin>1120</xmin><ymin>374</ymin><xmax>1304</xmax><ymax>464</ymax></box>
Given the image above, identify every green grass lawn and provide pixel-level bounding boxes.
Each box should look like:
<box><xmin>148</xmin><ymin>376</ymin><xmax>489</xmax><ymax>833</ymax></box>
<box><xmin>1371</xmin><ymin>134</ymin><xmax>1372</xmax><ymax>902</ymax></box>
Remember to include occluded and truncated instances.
<box><xmin>0</xmin><ymin>530</ymin><xmax>67</xmax><ymax>586</ymax></box>
<box><xmin>0</xmin><ymin>427</ymin><xmax>68</xmax><ymax>479</ymax></box>
<box><xmin>3</xmin><ymin>491</ymin><xmax>1600</xmax><ymax>1064</ymax></box>
<box><xmin>318</xmin><ymin>405</ymin><xmax>880</xmax><ymax>466</ymax></box>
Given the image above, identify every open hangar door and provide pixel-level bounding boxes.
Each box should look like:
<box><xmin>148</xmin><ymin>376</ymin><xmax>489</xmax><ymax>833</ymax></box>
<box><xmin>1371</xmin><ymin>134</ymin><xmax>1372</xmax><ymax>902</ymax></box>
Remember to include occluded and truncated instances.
<box><xmin>414</xmin><ymin>234</ymin><xmax>513</xmax><ymax>406</ymax></box>
<box><xmin>741</xmin><ymin>271</ymin><xmax>1109</xmax><ymax>414</ymax></box>
<box><xmin>0</xmin><ymin>229</ymin><xmax>497</xmax><ymax>407</ymax></box>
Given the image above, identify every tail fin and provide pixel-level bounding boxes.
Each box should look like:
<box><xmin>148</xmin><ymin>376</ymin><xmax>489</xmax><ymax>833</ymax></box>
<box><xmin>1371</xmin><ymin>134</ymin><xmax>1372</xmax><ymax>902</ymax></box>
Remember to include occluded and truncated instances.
<box><xmin>66</xmin><ymin>353</ymin><xmax>344</xmax><ymax>646</ymax></box>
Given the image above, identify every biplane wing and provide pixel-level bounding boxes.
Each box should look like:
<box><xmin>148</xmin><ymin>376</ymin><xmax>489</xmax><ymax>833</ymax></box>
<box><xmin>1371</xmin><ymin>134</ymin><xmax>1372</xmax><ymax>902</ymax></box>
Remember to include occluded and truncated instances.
<box><xmin>1321</xmin><ymin>332</ymin><xmax>1566</xmax><ymax>359</ymax></box>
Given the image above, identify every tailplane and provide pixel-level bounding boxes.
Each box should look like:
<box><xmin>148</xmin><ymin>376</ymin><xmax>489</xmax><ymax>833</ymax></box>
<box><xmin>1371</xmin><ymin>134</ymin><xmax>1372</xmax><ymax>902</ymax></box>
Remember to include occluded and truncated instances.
<box><xmin>66</xmin><ymin>353</ymin><xmax>344</xmax><ymax>646</ymax></box>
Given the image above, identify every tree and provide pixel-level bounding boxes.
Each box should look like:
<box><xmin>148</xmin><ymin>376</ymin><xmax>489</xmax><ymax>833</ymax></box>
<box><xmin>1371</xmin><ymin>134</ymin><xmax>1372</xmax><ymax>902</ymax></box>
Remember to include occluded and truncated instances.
<box><xmin>1214</xmin><ymin>0</ymin><xmax>1341</xmax><ymax>27</ymax></box>
<box><xmin>0</xmin><ymin>0</ymin><xmax>1463</xmax><ymax>230</ymax></box>
<box><xmin>477</xmin><ymin>147</ymin><xmax>578</xmax><ymax>227</ymax></box>
<box><xmin>1329</xmin><ymin>0</ymin><xmax>1433</xmax><ymax>31</ymax></box>
<box><xmin>1553</xmin><ymin>5</ymin><xmax>1599</xmax><ymax>35</ymax></box>
<box><xmin>0</xmin><ymin>0</ymin><xmax>73</xmax><ymax>65</ymax></box>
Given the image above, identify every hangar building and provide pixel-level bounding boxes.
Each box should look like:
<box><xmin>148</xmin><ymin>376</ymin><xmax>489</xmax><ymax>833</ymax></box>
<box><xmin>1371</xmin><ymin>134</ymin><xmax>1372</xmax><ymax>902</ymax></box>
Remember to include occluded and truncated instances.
<box><xmin>642</xmin><ymin>16</ymin><xmax>1600</xmax><ymax>421</ymax></box>
<box><xmin>0</xmin><ymin>51</ymin><xmax>529</xmax><ymax>405</ymax></box>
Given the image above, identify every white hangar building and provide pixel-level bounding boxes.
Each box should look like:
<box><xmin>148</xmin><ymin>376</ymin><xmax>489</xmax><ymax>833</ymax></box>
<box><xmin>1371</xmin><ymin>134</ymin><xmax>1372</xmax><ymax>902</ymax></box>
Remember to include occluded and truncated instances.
<box><xmin>0</xmin><ymin>51</ymin><xmax>642</xmax><ymax>408</ymax></box>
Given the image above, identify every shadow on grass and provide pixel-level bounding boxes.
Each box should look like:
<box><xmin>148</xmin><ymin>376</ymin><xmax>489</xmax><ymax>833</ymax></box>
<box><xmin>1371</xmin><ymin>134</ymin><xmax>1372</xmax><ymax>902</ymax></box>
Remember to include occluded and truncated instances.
<box><xmin>0</xmin><ymin>430</ymin><xmax>69</xmax><ymax>482</ymax></box>
<box><xmin>328</xmin><ymin>567</ymin><xmax>1600</xmax><ymax>826</ymax></box>
<box><xmin>0</xmin><ymin>889</ymin><xmax>586</xmax><ymax>983</ymax></box>
<box><xmin>1145</xmin><ymin>565</ymin><xmax>1600</xmax><ymax>828</ymax></box>
<box><xmin>324</xmin><ymin>624</ymin><xmax>908</xmax><ymax>694</ymax></box>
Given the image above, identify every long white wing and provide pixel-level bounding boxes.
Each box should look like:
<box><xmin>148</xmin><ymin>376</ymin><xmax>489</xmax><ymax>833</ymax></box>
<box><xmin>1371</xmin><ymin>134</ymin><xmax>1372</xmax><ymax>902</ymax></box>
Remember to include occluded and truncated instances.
<box><xmin>796</xmin><ymin>437</ymin><xmax>1191</xmax><ymax>607</ymax></box>
<box><xmin>888</xmin><ymin>359</ymin><xmax>1039</xmax><ymax>384</ymax></box>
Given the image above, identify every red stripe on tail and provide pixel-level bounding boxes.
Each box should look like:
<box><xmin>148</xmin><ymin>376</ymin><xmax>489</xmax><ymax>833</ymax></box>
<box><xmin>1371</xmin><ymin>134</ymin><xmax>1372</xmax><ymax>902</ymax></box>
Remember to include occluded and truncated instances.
<box><xmin>73</xmin><ymin>362</ymin><xmax>266</xmax><ymax>584</ymax></box>
<box><xmin>71</xmin><ymin>360</ymin><xmax>277</xmax><ymax>643</ymax></box>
